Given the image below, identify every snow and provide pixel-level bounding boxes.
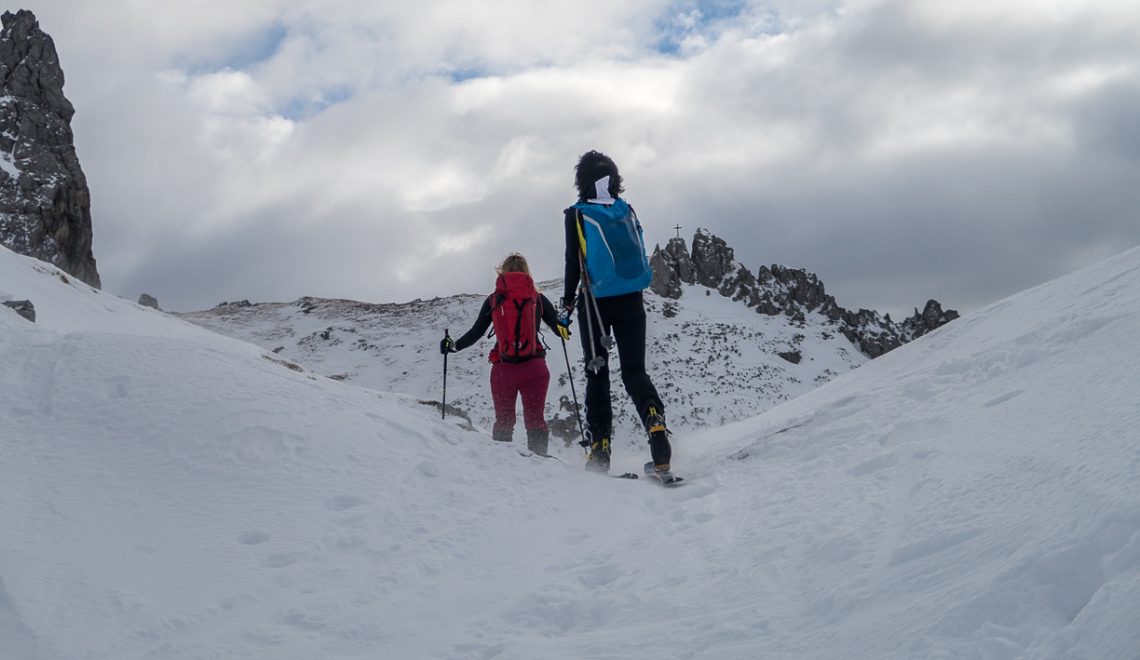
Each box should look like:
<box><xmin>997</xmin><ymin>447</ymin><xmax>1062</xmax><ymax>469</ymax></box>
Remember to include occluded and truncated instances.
<box><xmin>2</xmin><ymin>243</ymin><xmax>1140</xmax><ymax>659</ymax></box>
<box><xmin>0</xmin><ymin>150</ymin><xmax>19</xmax><ymax>179</ymax></box>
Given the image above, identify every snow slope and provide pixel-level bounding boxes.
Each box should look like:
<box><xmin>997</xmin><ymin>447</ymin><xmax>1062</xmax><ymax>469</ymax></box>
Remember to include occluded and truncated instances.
<box><xmin>2</xmin><ymin>243</ymin><xmax>1139</xmax><ymax>659</ymax></box>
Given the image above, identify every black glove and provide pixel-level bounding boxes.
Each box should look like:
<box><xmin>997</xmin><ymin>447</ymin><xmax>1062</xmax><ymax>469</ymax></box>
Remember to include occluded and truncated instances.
<box><xmin>558</xmin><ymin>297</ymin><xmax>575</xmax><ymax>327</ymax></box>
<box><xmin>440</xmin><ymin>336</ymin><xmax>456</xmax><ymax>354</ymax></box>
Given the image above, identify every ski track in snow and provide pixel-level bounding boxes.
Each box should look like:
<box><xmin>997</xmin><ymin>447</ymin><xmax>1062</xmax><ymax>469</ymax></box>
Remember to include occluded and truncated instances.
<box><xmin>3</xmin><ymin>245</ymin><xmax>1140</xmax><ymax>659</ymax></box>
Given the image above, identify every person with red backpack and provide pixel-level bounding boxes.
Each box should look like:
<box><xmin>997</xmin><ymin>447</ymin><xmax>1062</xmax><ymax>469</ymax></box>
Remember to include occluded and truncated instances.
<box><xmin>440</xmin><ymin>253</ymin><xmax>569</xmax><ymax>456</ymax></box>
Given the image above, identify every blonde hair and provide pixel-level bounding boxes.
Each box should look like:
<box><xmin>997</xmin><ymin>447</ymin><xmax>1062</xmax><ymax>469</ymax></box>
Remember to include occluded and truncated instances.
<box><xmin>497</xmin><ymin>253</ymin><xmax>532</xmax><ymax>276</ymax></box>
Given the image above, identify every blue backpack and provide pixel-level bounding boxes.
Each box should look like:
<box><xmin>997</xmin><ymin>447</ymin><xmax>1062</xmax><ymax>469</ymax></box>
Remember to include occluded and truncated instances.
<box><xmin>573</xmin><ymin>198</ymin><xmax>653</xmax><ymax>298</ymax></box>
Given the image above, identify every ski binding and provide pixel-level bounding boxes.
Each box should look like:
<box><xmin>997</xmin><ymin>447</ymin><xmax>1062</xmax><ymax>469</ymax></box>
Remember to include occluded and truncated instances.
<box><xmin>643</xmin><ymin>461</ymin><xmax>684</xmax><ymax>487</ymax></box>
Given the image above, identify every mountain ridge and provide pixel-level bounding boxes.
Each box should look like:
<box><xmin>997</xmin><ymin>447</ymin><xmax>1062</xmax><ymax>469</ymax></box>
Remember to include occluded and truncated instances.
<box><xmin>650</xmin><ymin>228</ymin><xmax>958</xmax><ymax>357</ymax></box>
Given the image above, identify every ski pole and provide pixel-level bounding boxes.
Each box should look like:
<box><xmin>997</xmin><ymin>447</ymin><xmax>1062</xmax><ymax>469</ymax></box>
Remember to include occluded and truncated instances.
<box><xmin>578</xmin><ymin>252</ymin><xmax>606</xmax><ymax>374</ymax></box>
<box><xmin>583</xmin><ymin>274</ymin><xmax>612</xmax><ymax>350</ymax></box>
<box><xmin>561</xmin><ymin>335</ymin><xmax>588</xmax><ymax>450</ymax></box>
<box><xmin>441</xmin><ymin>328</ymin><xmax>449</xmax><ymax>420</ymax></box>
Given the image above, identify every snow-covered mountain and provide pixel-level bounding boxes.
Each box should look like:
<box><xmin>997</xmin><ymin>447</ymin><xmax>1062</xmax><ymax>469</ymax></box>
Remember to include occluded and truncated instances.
<box><xmin>178</xmin><ymin>231</ymin><xmax>953</xmax><ymax>451</ymax></box>
<box><xmin>3</xmin><ymin>241</ymin><xmax>1138</xmax><ymax>659</ymax></box>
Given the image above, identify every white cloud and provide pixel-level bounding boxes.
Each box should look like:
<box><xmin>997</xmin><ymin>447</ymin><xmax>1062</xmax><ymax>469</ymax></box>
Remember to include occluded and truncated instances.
<box><xmin>185</xmin><ymin>70</ymin><xmax>268</xmax><ymax>116</ymax></box>
<box><xmin>17</xmin><ymin>0</ymin><xmax>1140</xmax><ymax>316</ymax></box>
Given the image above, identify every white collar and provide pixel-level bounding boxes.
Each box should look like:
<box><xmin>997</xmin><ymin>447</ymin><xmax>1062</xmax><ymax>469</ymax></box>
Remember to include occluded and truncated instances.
<box><xmin>587</xmin><ymin>176</ymin><xmax>615</xmax><ymax>205</ymax></box>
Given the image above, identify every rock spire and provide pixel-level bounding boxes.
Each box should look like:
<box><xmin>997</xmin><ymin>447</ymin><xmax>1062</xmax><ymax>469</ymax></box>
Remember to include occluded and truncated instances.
<box><xmin>0</xmin><ymin>9</ymin><xmax>99</xmax><ymax>287</ymax></box>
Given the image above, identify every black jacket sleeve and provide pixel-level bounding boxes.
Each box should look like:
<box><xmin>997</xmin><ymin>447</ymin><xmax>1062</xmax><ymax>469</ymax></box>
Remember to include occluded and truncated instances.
<box><xmin>539</xmin><ymin>294</ymin><xmax>560</xmax><ymax>333</ymax></box>
<box><xmin>563</xmin><ymin>208</ymin><xmax>581</xmax><ymax>305</ymax></box>
<box><xmin>453</xmin><ymin>297</ymin><xmax>493</xmax><ymax>351</ymax></box>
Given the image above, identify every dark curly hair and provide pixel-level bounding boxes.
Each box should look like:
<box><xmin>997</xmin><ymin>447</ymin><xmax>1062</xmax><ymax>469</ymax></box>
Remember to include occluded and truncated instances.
<box><xmin>574</xmin><ymin>150</ymin><xmax>624</xmax><ymax>201</ymax></box>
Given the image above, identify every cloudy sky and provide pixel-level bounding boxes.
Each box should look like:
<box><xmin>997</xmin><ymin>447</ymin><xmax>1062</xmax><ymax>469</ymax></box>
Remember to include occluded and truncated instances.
<box><xmin>24</xmin><ymin>0</ymin><xmax>1140</xmax><ymax>316</ymax></box>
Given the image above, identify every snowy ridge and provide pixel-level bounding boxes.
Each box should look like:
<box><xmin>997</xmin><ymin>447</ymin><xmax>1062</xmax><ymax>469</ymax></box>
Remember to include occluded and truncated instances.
<box><xmin>3</xmin><ymin>242</ymin><xmax>1140</xmax><ymax>658</ymax></box>
<box><xmin>700</xmin><ymin>244</ymin><xmax>1140</xmax><ymax>659</ymax></box>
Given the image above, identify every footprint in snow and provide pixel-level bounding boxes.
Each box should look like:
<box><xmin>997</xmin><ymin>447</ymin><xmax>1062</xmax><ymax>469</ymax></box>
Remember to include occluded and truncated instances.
<box><xmin>260</xmin><ymin>552</ymin><xmax>305</xmax><ymax>568</ymax></box>
<box><xmin>238</xmin><ymin>531</ymin><xmax>270</xmax><ymax>545</ymax></box>
<box><xmin>104</xmin><ymin>375</ymin><xmax>130</xmax><ymax>399</ymax></box>
<box><xmin>324</xmin><ymin>494</ymin><xmax>366</xmax><ymax>511</ymax></box>
<box><xmin>982</xmin><ymin>390</ymin><xmax>1024</xmax><ymax>408</ymax></box>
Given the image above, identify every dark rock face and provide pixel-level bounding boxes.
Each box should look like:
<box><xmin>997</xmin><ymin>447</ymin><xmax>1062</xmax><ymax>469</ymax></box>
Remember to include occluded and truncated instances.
<box><xmin>906</xmin><ymin>299</ymin><xmax>960</xmax><ymax>338</ymax></box>
<box><xmin>0</xmin><ymin>10</ymin><xmax>99</xmax><ymax>288</ymax></box>
<box><xmin>777</xmin><ymin>350</ymin><xmax>802</xmax><ymax>364</ymax></box>
<box><xmin>649</xmin><ymin>228</ymin><xmax>958</xmax><ymax>358</ymax></box>
<box><xmin>690</xmin><ymin>231</ymin><xmax>735</xmax><ymax>289</ymax></box>
<box><xmin>648</xmin><ymin>237</ymin><xmax>692</xmax><ymax>299</ymax></box>
<box><xmin>138</xmin><ymin>293</ymin><xmax>161</xmax><ymax>310</ymax></box>
<box><xmin>3</xmin><ymin>298</ymin><xmax>34</xmax><ymax>322</ymax></box>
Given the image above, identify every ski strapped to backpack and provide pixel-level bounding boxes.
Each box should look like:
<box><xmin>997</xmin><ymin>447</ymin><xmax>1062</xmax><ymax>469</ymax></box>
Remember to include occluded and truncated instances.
<box><xmin>490</xmin><ymin>271</ymin><xmax>542</xmax><ymax>362</ymax></box>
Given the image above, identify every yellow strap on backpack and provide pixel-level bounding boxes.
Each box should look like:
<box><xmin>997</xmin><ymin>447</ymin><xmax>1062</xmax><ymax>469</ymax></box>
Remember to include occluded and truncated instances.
<box><xmin>575</xmin><ymin>209</ymin><xmax>587</xmax><ymax>256</ymax></box>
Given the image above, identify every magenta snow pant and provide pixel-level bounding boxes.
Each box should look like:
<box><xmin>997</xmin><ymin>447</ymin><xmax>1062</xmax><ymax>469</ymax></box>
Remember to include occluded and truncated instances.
<box><xmin>490</xmin><ymin>358</ymin><xmax>550</xmax><ymax>442</ymax></box>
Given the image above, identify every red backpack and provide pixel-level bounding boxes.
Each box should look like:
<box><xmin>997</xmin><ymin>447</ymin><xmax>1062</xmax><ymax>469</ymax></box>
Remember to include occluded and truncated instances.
<box><xmin>490</xmin><ymin>272</ymin><xmax>541</xmax><ymax>363</ymax></box>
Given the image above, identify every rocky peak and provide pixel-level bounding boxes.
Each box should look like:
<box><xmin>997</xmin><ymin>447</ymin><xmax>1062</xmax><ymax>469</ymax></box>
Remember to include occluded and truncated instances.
<box><xmin>690</xmin><ymin>229</ymin><xmax>735</xmax><ymax>288</ymax></box>
<box><xmin>650</xmin><ymin>230</ymin><xmax>958</xmax><ymax>358</ymax></box>
<box><xmin>648</xmin><ymin>237</ymin><xmax>693</xmax><ymax>299</ymax></box>
<box><xmin>0</xmin><ymin>9</ymin><xmax>99</xmax><ymax>288</ymax></box>
<box><xmin>903</xmin><ymin>299</ymin><xmax>960</xmax><ymax>340</ymax></box>
<box><xmin>748</xmin><ymin>264</ymin><xmax>846</xmax><ymax>323</ymax></box>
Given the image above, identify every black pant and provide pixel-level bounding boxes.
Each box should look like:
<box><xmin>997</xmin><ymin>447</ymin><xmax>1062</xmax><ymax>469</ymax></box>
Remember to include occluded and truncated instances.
<box><xmin>577</xmin><ymin>291</ymin><xmax>664</xmax><ymax>440</ymax></box>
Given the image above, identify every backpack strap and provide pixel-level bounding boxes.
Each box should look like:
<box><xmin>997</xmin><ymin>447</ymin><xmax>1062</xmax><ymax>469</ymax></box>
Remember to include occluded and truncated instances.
<box><xmin>575</xmin><ymin>209</ymin><xmax>587</xmax><ymax>257</ymax></box>
<box><xmin>512</xmin><ymin>297</ymin><xmax>530</xmax><ymax>354</ymax></box>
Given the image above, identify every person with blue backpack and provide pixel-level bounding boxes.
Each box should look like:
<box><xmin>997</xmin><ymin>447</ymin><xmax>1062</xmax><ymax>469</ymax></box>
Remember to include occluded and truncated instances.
<box><xmin>560</xmin><ymin>150</ymin><xmax>678</xmax><ymax>483</ymax></box>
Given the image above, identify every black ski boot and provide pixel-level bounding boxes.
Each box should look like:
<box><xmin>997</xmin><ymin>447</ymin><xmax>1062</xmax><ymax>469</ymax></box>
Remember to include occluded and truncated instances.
<box><xmin>645</xmin><ymin>406</ymin><xmax>672</xmax><ymax>471</ymax></box>
<box><xmin>526</xmin><ymin>428</ymin><xmax>550</xmax><ymax>456</ymax></box>
<box><xmin>584</xmin><ymin>431</ymin><xmax>611</xmax><ymax>474</ymax></box>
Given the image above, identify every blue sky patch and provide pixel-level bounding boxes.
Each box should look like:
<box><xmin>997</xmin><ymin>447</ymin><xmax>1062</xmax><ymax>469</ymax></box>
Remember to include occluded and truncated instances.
<box><xmin>179</xmin><ymin>21</ymin><xmax>289</xmax><ymax>75</ymax></box>
<box><xmin>653</xmin><ymin>0</ymin><xmax>751</xmax><ymax>55</ymax></box>
<box><xmin>277</xmin><ymin>86</ymin><xmax>354</xmax><ymax>121</ymax></box>
<box><xmin>445</xmin><ymin>66</ymin><xmax>489</xmax><ymax>83</ymax></box>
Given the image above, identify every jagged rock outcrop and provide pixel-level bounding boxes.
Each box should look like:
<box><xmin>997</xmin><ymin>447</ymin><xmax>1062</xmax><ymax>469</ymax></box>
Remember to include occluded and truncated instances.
<box><xmin>138</xmin><ymin>293</ymin><xmax>161</xmax><ymax>310</ymax></box>
<box><xmin>691</xmin><ymin>231</ymin><xmax>736</xmax><ymax>289</ymax></box>
<box><xmin>648</xmin><ymin>237</ymin><xmax>690</xmax><ymax>299</ymax></box>
<box><xmin>650</xmin><ymin>228</ymin><xmax>958</xmax><ymax>358</ymax></box>
<box><xmin>3</xmin><ymin>298</ymin><xmax>34</xmax><ymax>322</ymax></box>
<box><xmin>752</xmin><ymin>264</ymin><xmax>843</xmax><ymax>321</ymax></box>
<box><xmin>0</xmin><ymin>10</ymin><xmax>99</xmax><ymax>288</ymax></box>
<box><xmin>907</xmin><ymin>299</ymin><xmax>959</xmax><ymax>335</ymax></box>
